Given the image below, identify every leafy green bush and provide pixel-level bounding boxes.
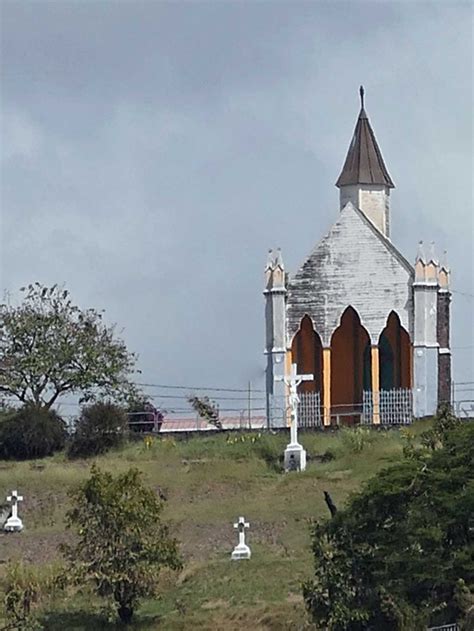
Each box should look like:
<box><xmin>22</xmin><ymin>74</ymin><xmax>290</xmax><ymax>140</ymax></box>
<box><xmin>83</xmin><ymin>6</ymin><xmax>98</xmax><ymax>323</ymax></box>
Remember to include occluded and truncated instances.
<box><xmin>67</xmin><ymin>402</ymin><xmax>127</xmax><ymax>459</ymax></box>
<box><xmin>61</xmin><ymin>466</ymin><xmax>182</xmax><ymax>623</ymax></box>
<box><xmin>420</xmin><ymin>402</ymin><xmax>461</xmax><ymax>450</ymax></box>
<box><xmin>0</xmin><ymin>405</ymin><xmax>66</xmax><ymax>460</ymax></box>
<box><xmin>303</xmin><ymin>422</ymin><xmax>474</xmax><ymax>630</ymax></box>
<box><xmin>338</xmin><ymin>426</ymin><xmax>374</xmax><ymax>454</ymax></box>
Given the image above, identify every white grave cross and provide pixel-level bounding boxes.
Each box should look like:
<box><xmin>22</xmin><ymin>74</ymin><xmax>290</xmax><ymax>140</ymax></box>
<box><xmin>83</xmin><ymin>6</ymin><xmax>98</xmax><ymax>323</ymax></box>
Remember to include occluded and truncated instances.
<box><xmin>4</xmin><ymin>490</ymin><xmax>24</xmax><ymax>532</ymax></box>
<box><xmin>231</xmin><ymin>516</ymin><xmax>251</xmax><ymax>560</ymax></box>
<box><xmin>275</xmin><ymin>363</ymin><xmax>313</xmax><ymax>446</ymax></box>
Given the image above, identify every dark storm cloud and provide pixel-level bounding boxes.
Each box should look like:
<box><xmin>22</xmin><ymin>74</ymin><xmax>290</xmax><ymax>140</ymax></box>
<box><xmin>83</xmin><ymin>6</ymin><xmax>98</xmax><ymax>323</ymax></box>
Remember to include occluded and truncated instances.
<box><xmin>1</xmin><ymin>1</ymin><xmax>472</xmax><ymax>405</ymax></box>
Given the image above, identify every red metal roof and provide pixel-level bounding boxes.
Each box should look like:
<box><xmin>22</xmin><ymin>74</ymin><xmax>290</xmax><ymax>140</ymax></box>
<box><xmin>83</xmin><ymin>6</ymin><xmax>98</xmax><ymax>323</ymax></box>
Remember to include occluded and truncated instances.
<box><xmin>161</xmin><ymin>416</ymin><xmax>267</xmax><ymax>432</ymax></box>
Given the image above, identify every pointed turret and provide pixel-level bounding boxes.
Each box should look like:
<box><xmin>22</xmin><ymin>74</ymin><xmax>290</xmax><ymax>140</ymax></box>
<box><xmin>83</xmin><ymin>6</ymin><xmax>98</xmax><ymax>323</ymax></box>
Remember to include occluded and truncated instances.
<box><xmin>336</xmin><ymin>87</ymin><xmax>394</xmax><ymax>189</ymax></box>
<box><xmin>337</xmin><ymin>87</ymin><xmax>394</xmax><ymax>238</ymax></box>
<box><xmin>264</xmin><ymin>248</ymin><xmax>287</xmax><ymax>427</ymax></box>
<box><xmin>438</xmin><ymin>250</ymin><xmax>450</xmax><ymax>291</ymax></box>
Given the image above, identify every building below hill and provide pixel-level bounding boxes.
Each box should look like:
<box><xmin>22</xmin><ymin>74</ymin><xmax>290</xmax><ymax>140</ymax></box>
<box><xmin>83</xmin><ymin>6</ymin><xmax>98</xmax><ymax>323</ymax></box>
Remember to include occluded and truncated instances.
<box><xmin>264</xmin><ymin>88</ymin><xmax>451</xmax><ymax>427</ymax></box>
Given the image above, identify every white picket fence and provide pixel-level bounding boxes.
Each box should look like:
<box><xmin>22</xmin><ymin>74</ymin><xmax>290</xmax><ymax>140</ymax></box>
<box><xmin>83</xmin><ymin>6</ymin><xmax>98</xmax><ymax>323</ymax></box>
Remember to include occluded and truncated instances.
<box><xmin>269</xmin><ymin>388</ymin><xmax>413</xmax><ymax>428</ymax></box>
<box><xmin>268</xmin><ymin>392</ymin><xmax>322</xmax><ymax>429</ymax></box>
<box><xmin>362</xmin><ymin>389</ymin><xmax>413</xmax><ymax>425</ymax></box>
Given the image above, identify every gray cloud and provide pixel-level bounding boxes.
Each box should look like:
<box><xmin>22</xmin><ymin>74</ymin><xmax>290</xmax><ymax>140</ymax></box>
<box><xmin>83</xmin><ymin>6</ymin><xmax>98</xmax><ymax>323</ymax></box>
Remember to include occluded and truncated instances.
<box><xmin>1</xmin><ymin>1</ymin><xmax>472</xmax><ymax>411</ymax></box>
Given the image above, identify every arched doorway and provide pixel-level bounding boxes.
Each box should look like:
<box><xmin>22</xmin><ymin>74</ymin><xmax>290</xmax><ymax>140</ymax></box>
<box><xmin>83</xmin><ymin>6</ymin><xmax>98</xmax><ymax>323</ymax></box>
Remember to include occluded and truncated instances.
<box><xmin>291</xmin><ymin>315</ymin><xmax>322</xmax><ymax>393</ymax></box>
<box><xmin>378</xmin><ymin>312</ymin><xmax>411</xmax><ymax>389</ymax></box>
<box><xmin>331</xmin><ymin>307</ymin><xmax>371</xmax><ymax>420</ymax></box>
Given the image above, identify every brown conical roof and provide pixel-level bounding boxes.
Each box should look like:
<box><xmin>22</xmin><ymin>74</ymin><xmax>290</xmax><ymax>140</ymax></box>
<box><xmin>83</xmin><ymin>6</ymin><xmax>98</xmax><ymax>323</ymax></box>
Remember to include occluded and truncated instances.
<box><xmin>336</xmin><ymin>98</ymin><xmax>394</xmax><ymax>189</ymax></box>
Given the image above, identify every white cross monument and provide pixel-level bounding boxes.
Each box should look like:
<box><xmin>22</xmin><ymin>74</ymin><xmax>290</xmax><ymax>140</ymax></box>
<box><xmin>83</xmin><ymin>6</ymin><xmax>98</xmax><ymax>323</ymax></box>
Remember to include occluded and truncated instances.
<box><xmin>275</xmin><ymin>363</ymin><xmax>313</xmax><ymax>471</ymax></box>
<box><xmin>4</xmin><ymin>490</ymin><xmax>24</xmax><ymax>532</ymax></box>
<box><xmin>231</xmin><ymin>516</ymin><xmax>251</xmax><ymax>560</ymax></box>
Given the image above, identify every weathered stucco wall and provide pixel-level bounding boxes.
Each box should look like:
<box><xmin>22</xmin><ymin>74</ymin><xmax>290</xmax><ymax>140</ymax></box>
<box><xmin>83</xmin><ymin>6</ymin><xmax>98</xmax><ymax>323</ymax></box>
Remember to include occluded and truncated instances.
<box><xmin>286</xmin><ymin>202</ymin><xmax>414</xmax><ymax>347</ymax></box>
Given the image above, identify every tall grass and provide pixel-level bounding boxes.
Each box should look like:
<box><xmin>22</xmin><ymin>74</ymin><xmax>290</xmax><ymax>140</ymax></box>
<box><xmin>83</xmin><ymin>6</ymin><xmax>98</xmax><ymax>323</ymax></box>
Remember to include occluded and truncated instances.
<box><xmin>0</xmin><ymin>424</ymin><xmax>429</xmax><ymax>630</ymax></box>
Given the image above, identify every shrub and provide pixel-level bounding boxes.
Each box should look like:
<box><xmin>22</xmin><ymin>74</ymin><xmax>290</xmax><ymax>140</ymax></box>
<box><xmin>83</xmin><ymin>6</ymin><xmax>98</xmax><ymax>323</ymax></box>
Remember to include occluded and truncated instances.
<box><xmin>0</xmin><ymin>405</ymin><xmax>66</xmax><ymax>460</ymax></box>
<box><xmin>1</xmin><ymin>561</ymin><xmax>62</xmax><ymax>630</ymax></box>
<box><xmin>338</xmin><ymin>426</ymin><xmax>373</xmax><ymax>454</ymax></box>
<box><xmin>223</xmin><ymin>432</ymin><xmax>284</xmax><ymax>470</ymax></box>
<box><xmin>61</xmin><ymin>466</ymin><xmax>182</xmax><ymax>623</ymax></box>
<box><xmin>126</xmin><ymin>397</ymin><xmax>163</xmax><ymax>433</ymax></box>
<box><xmin>254</xmin><ymin>434</ymin><xmax>284</xmax><ymax>471</ymax></box>
<box><xmin>421</xmin><ymin>402</ymin><xmax>461</xmax><ymax>450</ymax></box>
<box><xmin>188</xmin><ymin>395</ymin><xmax>222</xmax><ymax>430</ymax></box>
<box><xmin>303</xmin><ymin>422</ymin><xmax>474</xmax><ymax>630</ymax></box>
<box><xmin>67</xmin><ymin>402</ymin><xmax>127</xmax><ymax>459</ymax></box>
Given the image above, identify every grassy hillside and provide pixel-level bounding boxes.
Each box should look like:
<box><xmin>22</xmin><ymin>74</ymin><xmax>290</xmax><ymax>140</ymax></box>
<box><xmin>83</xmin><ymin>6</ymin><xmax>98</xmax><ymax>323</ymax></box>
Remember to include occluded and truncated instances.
<box><xmin>0</xmin><ymin>425</ymin><xmax>428</xmax><ymax>630</ymax></box>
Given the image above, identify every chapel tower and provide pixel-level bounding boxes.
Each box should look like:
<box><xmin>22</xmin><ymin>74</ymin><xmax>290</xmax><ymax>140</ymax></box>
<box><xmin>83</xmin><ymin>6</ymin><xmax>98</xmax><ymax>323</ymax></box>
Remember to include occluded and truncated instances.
<box><xmin>336</xmin><ymin>86</ymin><xmax>394</xmax><ymax>237</ymax></box>
<box><xmin>264</xmin><ymin>89</ymin><xmax>452</xmax><ymax>428</ymax></box>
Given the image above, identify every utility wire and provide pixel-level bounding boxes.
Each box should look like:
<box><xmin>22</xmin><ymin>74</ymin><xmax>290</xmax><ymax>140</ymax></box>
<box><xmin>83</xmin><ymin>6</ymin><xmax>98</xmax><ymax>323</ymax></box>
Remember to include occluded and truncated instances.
<box><xmin>135</xmin><ymin>381</ymin><xmax>265</xmax><ymax>393</ymax></box>
<box><xmin>451</xmin><ymin>289</ymin><xmax>474</xmax><ymax>298</ymax></box>
<box><xmin>143</xmin><ymin>392</ymin><xmax>265</xmax><ymax>402</ymax></box>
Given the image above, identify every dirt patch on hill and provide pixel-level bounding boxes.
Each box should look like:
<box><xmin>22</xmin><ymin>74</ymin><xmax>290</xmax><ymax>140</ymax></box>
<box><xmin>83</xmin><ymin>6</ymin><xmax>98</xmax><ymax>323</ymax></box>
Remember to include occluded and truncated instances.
<box><xmin>0</xmin><ymin>530</ymin><xmax>71</xmax><ymax>565</ymax></box>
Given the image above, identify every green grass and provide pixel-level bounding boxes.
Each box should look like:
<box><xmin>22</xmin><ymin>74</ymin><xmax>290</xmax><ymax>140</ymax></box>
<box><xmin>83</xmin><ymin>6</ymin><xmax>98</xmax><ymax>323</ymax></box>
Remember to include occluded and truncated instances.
<box><xmin>0</xmin><ymin>424</ymin><xmax>426</xmax><ymax>629</ymax></box>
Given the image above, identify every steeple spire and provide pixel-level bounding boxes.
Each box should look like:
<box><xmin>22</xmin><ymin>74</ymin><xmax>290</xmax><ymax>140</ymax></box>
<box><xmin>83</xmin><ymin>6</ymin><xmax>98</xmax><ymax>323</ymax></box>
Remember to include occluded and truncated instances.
<box><xmin>336</xmin><ymin>88</ymin><xmax>394</xmax><ymax>189</ymax></box>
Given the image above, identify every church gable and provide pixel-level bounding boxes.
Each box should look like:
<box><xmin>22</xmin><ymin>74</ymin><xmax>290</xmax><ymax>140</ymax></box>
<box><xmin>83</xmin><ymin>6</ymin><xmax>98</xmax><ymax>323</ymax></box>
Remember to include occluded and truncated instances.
<box><xmin>286</xmin><ymin>202</ymin><xmax>414</xmax><ymax>346</ymax></box>
<box><xmin>266</xmin><ymin>91</ymin><xmax>452</xmax><ymax>424</ymax></box>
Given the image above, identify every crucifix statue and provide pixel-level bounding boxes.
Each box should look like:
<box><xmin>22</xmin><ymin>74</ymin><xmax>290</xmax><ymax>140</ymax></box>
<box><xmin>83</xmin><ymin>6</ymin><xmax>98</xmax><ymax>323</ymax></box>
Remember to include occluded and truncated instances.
<box><xmin>231</xmin><ymin>516</ymin><xmax>251</xmax><ymax>560</ymax></box>
<box><xmin>4</xmin><ymin>490</ymin><xmax>24</xmax><ymax>532</ymax></box>
<box><xmin>275</xmin><ymin>363</ymin><xmax>313</xmax><ymax>446</ymax></box>
<box><xmin>275</xmin><ymin>363</ymin><xmax>313</xmax><ymax>471</ymax></box>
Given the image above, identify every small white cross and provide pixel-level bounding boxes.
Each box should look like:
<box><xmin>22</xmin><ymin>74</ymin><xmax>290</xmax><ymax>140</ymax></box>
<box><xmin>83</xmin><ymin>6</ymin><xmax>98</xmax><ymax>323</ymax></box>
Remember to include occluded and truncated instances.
<box><xmin>7</xmin><ymin>491</ymin><xmax>23</xmax><ymax>521</ymax></box>
<box><xmin>231</xmin><ymin>515</ymin><xmax>251</xmax><ymax>560</ymax></box>
<box><xmin>4</xmin><ymin>490</ymin><xmax>24</xmax><ymax>532</ymax></box>
<box><xmin>275</xmin><ymin>363</ymin><xmax>313</xmax><ymax>445</ymax></box>
<box><xmin>234</xmin><ymin>516</ymin><xmax>249</xmax><ymax>548</ymax></box>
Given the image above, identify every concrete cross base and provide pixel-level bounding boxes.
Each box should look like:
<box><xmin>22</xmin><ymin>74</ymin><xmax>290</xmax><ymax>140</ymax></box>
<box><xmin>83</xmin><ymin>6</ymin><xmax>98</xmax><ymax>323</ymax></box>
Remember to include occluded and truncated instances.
<box><xmin>4</xmin><ymin>516</ymin><xmax>23</xmax><ymax>533</ymax></box>
<box><xmin>231</xmin><ymin>544</ymin><xmax>251</xmax><ymax>560</ymax></box>
<box><xmin>284</xmin><ymin>443</ymin><xmax>307</xmax><ymax>472</ymax></box>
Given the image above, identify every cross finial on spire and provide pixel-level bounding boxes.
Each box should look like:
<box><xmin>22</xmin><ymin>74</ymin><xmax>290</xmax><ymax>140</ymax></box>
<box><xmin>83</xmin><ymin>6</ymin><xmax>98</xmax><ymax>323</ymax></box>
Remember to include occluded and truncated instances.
<box><xmin>359</xmin><ymin>85</ymin><xmax>365</xmax><ymax>109</ymax></box>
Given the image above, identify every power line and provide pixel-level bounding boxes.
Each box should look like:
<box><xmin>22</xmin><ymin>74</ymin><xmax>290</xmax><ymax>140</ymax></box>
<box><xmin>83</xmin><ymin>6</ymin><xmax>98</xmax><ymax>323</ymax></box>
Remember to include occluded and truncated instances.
<box><xmin>151</xmin><ymin>407</ymin><xmax>267</xmax><ymax>413</ymax></box>
<box><xmin>143</xmin><ymin>392</ymin><xmax>265</xmax><ymax>402</ymax></box>
<box><xmin>135</xmin><ymin>381</ymin><xmax>265</xmax><ymax>393</ymax></box>
<box><xmin>451</xmin><ymin>289</ymin><xmax>474</xmax><ymax>298</ymax></box>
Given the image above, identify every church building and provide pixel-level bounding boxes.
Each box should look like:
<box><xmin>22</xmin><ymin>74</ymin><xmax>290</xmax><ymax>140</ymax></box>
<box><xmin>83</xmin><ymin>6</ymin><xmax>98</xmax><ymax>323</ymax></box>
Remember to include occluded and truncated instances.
<box><xmin>265</xmin><ymin>88</ymin><xmax>451</xmax><ymax>427</ymax></box>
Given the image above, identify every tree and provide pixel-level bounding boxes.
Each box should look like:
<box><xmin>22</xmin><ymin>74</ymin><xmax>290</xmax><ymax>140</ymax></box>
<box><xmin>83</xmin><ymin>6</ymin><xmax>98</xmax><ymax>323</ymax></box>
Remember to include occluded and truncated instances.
<box><xmin>188</xmin><ymin>395</ymin><xmax>222</xmax><ymax>429</ymax></box>
<box><xmin>126</xmin><ymin>396</ymin><xmax>163</xmax><ymax>433</ymax></box>
<box><xmin>67</xmin><ymin>401</ymin><xmax>128</xmax><ymax>459</ymax></box>
<box><xmin>303</xmin><ymin>421</ymin><xmax>474</xmax><ymax>630</ymax></box>
<box><xmin>0</xmin><ymin>404</ymin><xmax>67</xmax><ymax>460</ymax></box>
<box><xmin>0</xmin><ymin>284</ymin><xmax>139</xmax><ymax>409</ymax></box>
<box><xmin>61</xmin><ymin>466</ymin><xmax>182</xmax><ymax>623</ymax></box>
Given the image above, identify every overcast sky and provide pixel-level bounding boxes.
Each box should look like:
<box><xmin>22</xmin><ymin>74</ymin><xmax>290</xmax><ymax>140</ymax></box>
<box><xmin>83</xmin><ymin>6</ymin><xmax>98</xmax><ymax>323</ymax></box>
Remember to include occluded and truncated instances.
<box><xmin>1</xmin><ymin>1</ymin><xmax>473</xmax><ymax>414</ymax></box>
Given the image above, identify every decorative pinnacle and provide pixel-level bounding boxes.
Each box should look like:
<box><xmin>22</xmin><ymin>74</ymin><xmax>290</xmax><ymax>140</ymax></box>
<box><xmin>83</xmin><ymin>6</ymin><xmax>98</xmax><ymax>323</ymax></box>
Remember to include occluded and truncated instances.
<box><xmin>265</xmin><ymin>249</ymin><xmax>274</xmax><ymax>270</ymax></box>
<box><xmin>428</xmin><ymin>241</ymin><xmax>438</xmax><ymax>265</ymax></box>
<box><xmin>274</xmin><ymin>247</ymin><xmax>284</xmax><ymax>269</ymax></box>
<box><xmin>440</xmin><ymin>250</ymin><xmax>450</xmax><ymax>272</ymax></box>
<box><xmin>359</xmin><ymin>85</ymin><xmax>365</xmax><ymax>110</ymax></box>
<box><xmin>416</xmin><ymin>240</ymin><xmax>426</xmax><ymax>263</ymax></box>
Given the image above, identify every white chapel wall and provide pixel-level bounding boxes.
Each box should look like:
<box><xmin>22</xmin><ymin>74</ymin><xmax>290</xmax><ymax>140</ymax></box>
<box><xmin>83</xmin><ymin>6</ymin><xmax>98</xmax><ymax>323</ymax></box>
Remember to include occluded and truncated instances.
<box><xmin>339</xmin><ymin>184</ymin><xmax>390</xmax><ymax>236</ymax></box>
<box><xmin>286</xmin><ymin>202</ymin><xmax>413</xmax><ymax>347</ymax></box>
